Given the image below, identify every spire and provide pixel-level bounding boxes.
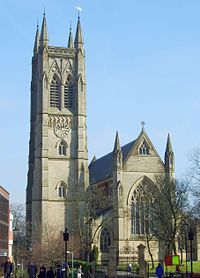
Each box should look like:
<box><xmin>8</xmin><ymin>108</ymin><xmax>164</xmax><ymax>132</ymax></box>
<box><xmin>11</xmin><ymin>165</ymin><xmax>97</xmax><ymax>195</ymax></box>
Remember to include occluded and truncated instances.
<box><xmin>75</xmin><ymin>16</ymin><xmax>83</xmax><ymax>48</ymax></box>
<box><xmin>68</xmin><ymin>27</ymin><xmax>74</xmax><ymax>48</ymax></box>
<box><xmin>40</xmin><ymin>13</ymin><xmax>48</xmax><ymax>47</ymax></box>
<box><xmin>33</xmin><ymin>23</ymin><xmax>40</xmax><ymax>54</ymax></box>
<box><xmin>165</xmin><ymin>133</ymin><xmax>173</xmax><ymax>154</ymax></box>
<box><xmin>113</xmin><ymin>131</ymin><xmax>122</xmax><ymax>171</ymax></box>
<box><xmin>165</xmin><ymin>133</ymin><xmax>174</xmax><ymax>174</ymax></box>
<box><xmin>113</xmin><ymin>131</ymin><xmax>121</xmax><ymax>153</ymax></box>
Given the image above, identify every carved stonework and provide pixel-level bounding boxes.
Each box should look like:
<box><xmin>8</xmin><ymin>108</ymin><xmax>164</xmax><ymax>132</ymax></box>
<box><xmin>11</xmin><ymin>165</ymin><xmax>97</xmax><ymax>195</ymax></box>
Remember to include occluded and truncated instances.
<box><xmin>48</xmin><ymin>115</ymin><xmax>72</xmax><ymax>138</ymax></box>
<box><xmin>48</xmin><ymin>46</ymin><xmax>75</xmax><ymax>56</ymax></box>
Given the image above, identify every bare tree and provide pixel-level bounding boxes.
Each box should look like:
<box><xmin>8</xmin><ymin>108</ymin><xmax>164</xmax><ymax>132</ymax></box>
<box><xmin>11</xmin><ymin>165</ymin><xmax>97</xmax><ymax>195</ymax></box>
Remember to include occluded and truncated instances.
<box><xmin>10</xmin><ymin>203</ymin><xmax>30</xmax><ymax>272</ymax></box>
<box><xmin>145</xmin><ymin>175</ymin><xmax>189</xmax><ymax>255</ymax></box>
<box><xmin>70</xmin><ymin>180</ymin><xmax>110</xmax><ymax>262</ymax></box>
<box><xmin>186</xmin><ymin>147</ymin><xmax>200</xmax><ymax>216</ymax></box>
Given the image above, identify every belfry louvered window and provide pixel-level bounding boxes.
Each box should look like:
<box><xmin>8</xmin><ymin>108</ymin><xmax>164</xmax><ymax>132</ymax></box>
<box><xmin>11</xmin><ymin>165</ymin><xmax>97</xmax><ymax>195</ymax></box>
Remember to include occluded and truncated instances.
<box><xmin>50</xmin><ymin>76</ymin><xmax>59</xmax><ymax>108</ymax></box>
<box><xmin>64</xmin><ymin>82</ymin><xmax>73</xmax><ymax>108</ymax></box>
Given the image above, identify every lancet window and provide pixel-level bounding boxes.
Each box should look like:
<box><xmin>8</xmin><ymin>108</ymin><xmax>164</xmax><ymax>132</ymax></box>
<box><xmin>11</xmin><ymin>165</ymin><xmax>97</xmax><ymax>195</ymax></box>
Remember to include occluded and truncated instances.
<box><xmin>50</xmin><ymin>76</ymin><xmax>60</xmax><ymax>108</ymax></box>
<box><xmin>100</xmin><ymin>228</ymin><xmax>111</xmax><ymax>252</ymax></box>
<box><xmin>57</xmin><ymin>182</ymin><xmax>66</xmax><ymax>198</ymax></box>
<box><xmin>139</xmin><ymin>141</ymin><xmax>149</xmax><ymax>155</ymax></box>
<box><xmin>58</xmin><ymin>141</ymin><xmax>67</xmax><ymax>156</ymax></box>
<box><xmin>64</xmin><ymin>78</ymin><xmax>73</xmax><ymax>109</ymax></box>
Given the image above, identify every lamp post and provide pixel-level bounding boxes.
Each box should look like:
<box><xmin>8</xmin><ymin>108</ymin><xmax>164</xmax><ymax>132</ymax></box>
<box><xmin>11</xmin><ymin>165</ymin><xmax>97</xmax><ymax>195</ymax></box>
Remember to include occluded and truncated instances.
<box><xmin>63</xmin><ymin>228</ymin><xmax>69</xmax><ymax>278</ymax></box>
<box><xmin>67</xmin><ymin>251</ymin><xmax>73</xmax><ymax>278</ymax></box>
<box><xmin>184</xmin><ymin>221</ymin><xmax>189</xmax><ymax>278</ymax></box>
<box><xmin>178</xmin><ymin>237</ymin><xmax>183</xmax><ymax>265</ymax></box>
<box><xmin>188</xmin><ymin>227</ymin><xmax>194</xmax><ymax>278</ymax></box>
<box><xmin>13</xmin><ymin>227</ymin><xmax>19</xmax><ymax>278</ymax></box>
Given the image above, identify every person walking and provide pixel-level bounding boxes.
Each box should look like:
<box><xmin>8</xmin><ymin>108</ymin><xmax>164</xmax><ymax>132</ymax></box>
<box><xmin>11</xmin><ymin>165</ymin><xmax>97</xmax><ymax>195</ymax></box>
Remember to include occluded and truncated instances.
<box><xmin>127</xmin><ymin>263</ymin><xmax>132</xmax><ymax>274</ymax></box>
<box><xmin>55</xmin><ymin>265</ymin><xmax>62</xmax><ymax>278</ymax></box>
<box><xmin>28</xmin><ymin>261</ymin><xmax>38</xmax><ymax>278</ymax></box>
<box><xmin>39</xmin><ymin>265</ymin><xmax>46</xmax><ymax>278</ymax></box>
<box><xmin>3</xmin><ymin>257</ymin><xmax>13</xmax><ymax>278</ymax></box>
<box><xmin>47</xmin><ymin>267</ymin><xmax>55</xmax><ymax>278</ymax></box>
<box><xmin>156</xmin><ymin>263</ymin><xmax>164</xmax><ymax>278</ymax></box>
<box><xmin>77</xmin><ymin>265</ymin><xmax>83</xmax><ymax>278</ymax></box>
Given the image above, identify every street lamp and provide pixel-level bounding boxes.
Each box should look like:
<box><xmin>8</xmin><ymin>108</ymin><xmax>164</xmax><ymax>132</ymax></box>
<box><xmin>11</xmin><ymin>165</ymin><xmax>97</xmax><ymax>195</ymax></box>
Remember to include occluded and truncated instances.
<box><xmin>183</xmin><ymin>221</ymin><xmax>189</xmax><ymax>278</ymax></box>
<box><xmin>67</xmin><ymin>251</ymin><xmax>74</xmax><ymax>278</ymax></box>
<box><xmin>13</xmin><ymin>227</ymin><xmax>19</xmax><ymax>278</ymax></box>
<box><xmin>63</xmin><ymin>228</ymin><xmax>69</xmax><ymax>278</ymax></box>
<box><xmin>188</xmin><ymin>227</ymin><xmax>194</xmax><ymax>278</ymax></box>
<box><xmin>178</xmin><ymin>236</ymin><xmax>184</xmax><ymax>265</ymax></box>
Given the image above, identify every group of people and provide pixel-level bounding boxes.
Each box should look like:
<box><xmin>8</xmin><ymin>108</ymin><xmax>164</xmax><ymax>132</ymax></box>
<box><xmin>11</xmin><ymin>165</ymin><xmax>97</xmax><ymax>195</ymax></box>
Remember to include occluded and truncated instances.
<box><xmin>27</xmin><ymin>262</ymin><xmax>83</xmax><ymax>278</ymax></box>
<box><xmin>2</xmin><ymin>258</ymin><xmax>83</xmax><ymax>278</ymax></box>
<box><xmin>2</xmin><ymin>257</ymin><xmax>166</xmax><ymax>278</ymax></box>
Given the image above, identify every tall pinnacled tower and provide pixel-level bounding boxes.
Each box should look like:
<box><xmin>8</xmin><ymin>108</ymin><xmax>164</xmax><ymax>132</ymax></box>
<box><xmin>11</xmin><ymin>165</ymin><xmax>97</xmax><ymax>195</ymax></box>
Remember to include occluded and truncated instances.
<box><xmin>26</xmin><ymin>14</ymin><xmax>88</xmax><ymax>241</ymax></box>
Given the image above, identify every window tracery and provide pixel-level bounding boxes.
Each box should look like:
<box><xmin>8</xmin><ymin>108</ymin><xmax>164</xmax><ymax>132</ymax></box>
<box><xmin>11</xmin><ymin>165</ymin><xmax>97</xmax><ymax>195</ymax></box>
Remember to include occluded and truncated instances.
<box><xmin>131</xmin><ymin>179</ymin><xmax>153</xmax><ymax>236</ymax></box>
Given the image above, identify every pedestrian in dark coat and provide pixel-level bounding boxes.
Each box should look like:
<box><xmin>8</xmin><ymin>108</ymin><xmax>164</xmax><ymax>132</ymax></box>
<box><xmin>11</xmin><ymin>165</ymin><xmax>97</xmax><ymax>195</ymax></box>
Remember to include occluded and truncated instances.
<box><xmin>3</xmin><ymin>258</ymin><xmax>13</xmax><ymax>278</ymax></box>
<box><xmin>28</xmin><ymin>261</ymin><xmax>38</xmax><ymax>278</ymax></box>
<box><xmin>55</xmin><ymin>265</ymin><xmax>62</xmax><ymax>278</ymax></box>
<box><xmin>39</xmin><ymin>265</ymin><xmax>46</xmax><ymax>278</ymax></box>
<box><xmin>47</xmin><ymin>267</ymin><xmax>55</xmax><ymax>278</ymax></box>
<box><xmin>156</xmin><ymin>263</ymin><xmax>164</xmax><ymax>278</ymax></box>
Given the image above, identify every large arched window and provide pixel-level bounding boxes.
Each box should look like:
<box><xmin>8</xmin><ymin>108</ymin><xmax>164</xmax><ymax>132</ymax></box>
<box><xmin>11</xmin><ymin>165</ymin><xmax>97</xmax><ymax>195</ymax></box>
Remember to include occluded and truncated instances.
<box><xmin>131</xmin><ymin>179</ymin><xmax>153</xmax><ymax>236</ymax></box>
<box><xmin>58</xmin><ymin>141</ymin><xmax>67</xmax><ymax>156</ymax></box>
<box><xmin>100</xmin><ymin>228</ymin><xmax>111</xmax><ymax>252</ymax></box>
<box><xmin>64</xmin><ymin>78</ymin><xmax>73</xmax><ymax>109</ymax></box>
<box><xmin>50</xmin><ymin>75</ymin><xmax>60</xmax><ymax>108</ymax></box>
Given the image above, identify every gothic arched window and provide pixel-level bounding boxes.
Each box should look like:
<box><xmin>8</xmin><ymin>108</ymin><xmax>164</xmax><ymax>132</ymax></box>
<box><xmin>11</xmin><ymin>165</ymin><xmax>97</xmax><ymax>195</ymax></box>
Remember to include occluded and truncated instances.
<box><xmin>131</xmin><ymin>180</ymin><xmax>153</xmax><ymax>236</ymax></box>
<box><xmin>57</xmin><ymin>182</ymin><xmax>66</xmax><ymax>198</ymax></box>
<box><xmin>139</xmin><ymin>141</ymin><xmax>149</xmax><ymax>155</ymax></box>
<box><xmin>58</xmin><ymin>141</ymin><xmax>67</xmax><ymax>156</ymax></box>
<box><xmin>64</xmin><ymin>78</ymin><xmax>73</xmax><ymax>109</ymax></box>
<box><xmin>50</xmin><ymin>76</ymin><xmax>60</xmax><ymax>108</ymax></box>
<box><xmin>100</xmin><ymin>228</ymin><xmax>111</xmax><ymax>253</ymax></box>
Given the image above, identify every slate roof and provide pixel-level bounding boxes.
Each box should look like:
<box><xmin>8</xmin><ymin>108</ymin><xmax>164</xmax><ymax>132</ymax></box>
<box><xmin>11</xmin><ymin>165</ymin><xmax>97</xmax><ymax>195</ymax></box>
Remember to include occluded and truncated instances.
<box><xmin>89</xmin><ymin>139</ymin><xmax>136</xmax><ymax>184</ymax></box>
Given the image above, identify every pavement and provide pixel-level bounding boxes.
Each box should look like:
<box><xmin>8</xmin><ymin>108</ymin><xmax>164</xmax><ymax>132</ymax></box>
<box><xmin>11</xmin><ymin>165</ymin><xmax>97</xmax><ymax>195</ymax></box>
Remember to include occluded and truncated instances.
<box><xmin>116</xmin><ymin>271</ymin><xmax>156</xmax><ymax>278</ymax></box>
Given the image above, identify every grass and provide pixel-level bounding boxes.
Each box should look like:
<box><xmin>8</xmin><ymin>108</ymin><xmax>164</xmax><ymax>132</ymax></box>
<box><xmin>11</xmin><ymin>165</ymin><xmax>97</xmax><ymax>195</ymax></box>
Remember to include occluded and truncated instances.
<box><xmin>148</xmin><ymin>261</ymin><xmax>200</xmax><ymax>274</ymax></box>
<box><xmin>117</xmin><ymin>261</ymin><xmax>200</xmax><ymax>274</ymax></box>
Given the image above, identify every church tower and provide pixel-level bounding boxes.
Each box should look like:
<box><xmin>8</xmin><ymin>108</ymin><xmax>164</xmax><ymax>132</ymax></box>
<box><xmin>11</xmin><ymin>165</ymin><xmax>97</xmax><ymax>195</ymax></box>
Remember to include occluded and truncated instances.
<box><xmin>26</xmin><ymin>14</ymin><xmax>89</xmax><ymax>241</ymax></box>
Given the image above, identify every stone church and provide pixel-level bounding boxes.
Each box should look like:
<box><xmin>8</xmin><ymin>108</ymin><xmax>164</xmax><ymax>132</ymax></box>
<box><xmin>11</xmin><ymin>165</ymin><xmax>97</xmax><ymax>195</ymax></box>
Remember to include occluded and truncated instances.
<box><xmin>26</xmin><ymin>14</ymin><xmax>176</xmax><ymax>263</ymax></box>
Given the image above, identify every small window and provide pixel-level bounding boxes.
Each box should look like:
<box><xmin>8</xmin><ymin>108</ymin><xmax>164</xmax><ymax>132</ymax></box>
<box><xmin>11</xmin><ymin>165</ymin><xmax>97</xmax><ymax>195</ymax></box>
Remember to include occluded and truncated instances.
<box><xmin>58</xmin><ymin>182</ymin><xmax>66</xmax><ymax>198</ymax></box>
<box><xmin>50</xmin><ymin>76</ymin><xmax>60</xmax><ymax>108</ymax></box>
<box><xmin>100</xmin><ymin>228</ymin><xmax>111</xmax><ymax>252</ymax></box>
<box><xmin>139</xmin><ymin>141</ymin><xmax>149</xmax><ymax>155</ymax></box>
<box><xmin>58</xmin><ymin>141</ymin><xmax>67</xmax><ymax>156</ymax></box>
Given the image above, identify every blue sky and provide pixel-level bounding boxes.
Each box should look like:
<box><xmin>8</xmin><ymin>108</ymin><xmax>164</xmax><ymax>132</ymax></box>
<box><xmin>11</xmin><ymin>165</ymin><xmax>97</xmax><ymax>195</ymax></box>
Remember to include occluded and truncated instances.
<box><xmin>0</xmin><ymin>0</ymin><xmax>200</xmax><ymax>203</ymax></box>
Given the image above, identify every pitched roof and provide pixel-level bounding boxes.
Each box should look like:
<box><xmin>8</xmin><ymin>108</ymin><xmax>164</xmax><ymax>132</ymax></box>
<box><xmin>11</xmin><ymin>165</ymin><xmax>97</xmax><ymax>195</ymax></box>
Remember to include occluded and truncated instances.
<box><xmin>89</xmin><ymin>139</ymin><xmax>136</xmax><ymax>184</ymax></box>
